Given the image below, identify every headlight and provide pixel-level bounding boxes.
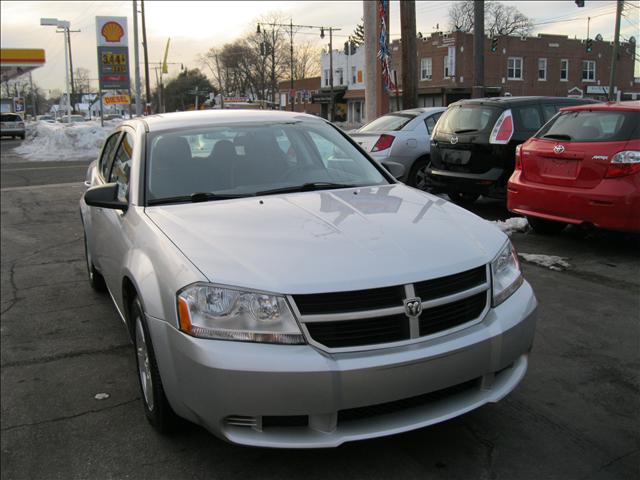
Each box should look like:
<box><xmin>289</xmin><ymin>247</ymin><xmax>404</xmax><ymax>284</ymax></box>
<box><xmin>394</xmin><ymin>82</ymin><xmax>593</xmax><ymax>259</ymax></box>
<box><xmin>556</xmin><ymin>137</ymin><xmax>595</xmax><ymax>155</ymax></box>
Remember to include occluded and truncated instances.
<box><xmin>491</xmin><ymin>241</ymin><xmax>523</xmax><ymax>306</ymax></box>
<box><xmin>177</xmin><ymin>284</ymin><xmax>304</xmax><ymax>344</ymax></box>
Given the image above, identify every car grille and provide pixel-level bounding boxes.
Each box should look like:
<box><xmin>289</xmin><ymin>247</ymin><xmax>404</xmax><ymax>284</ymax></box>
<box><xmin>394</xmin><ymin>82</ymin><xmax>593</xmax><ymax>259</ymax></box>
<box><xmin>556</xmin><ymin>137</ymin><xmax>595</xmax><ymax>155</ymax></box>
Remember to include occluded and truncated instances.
<box><xmin>292</xmin><ymin>266</ymin><xmax>489</xmax><ymax>350</ymax></box>
<box><xmin>338</xmin><ymin>378</ymin><xmax>479</xmax><ymax>424</ymax></box>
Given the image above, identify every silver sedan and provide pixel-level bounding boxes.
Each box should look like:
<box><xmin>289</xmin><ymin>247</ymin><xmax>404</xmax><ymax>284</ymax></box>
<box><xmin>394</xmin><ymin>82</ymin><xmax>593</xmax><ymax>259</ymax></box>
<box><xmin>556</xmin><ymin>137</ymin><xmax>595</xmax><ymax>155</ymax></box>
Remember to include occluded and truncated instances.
<box><xmin>80</xmin><ymin>110</ymin><xmax>536</xmax><ymax>448</ymax></box>
<box><xmin>349</xmin><ymin>107</ymin><xmax>446</xmax><ymax>190</ymax></box>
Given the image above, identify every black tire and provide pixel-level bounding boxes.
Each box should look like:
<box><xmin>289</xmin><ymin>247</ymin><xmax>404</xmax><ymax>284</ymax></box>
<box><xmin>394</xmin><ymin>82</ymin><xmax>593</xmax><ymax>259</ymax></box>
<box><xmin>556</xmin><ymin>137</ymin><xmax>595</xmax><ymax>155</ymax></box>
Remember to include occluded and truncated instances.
<box><xmin>447</xmin><ymin>191</ymin><xmax>480</xmax><ymax>206</ymax></box>
<box><xmin>407</xmin><ymin>158</ymin><xmax>433</xmax><ymax>191</ymax></box>
<box><xmin>527</xmin><ymin>216</ymin><xmax>567</xmax><ymax>235</ymax></box>
<box><xmin>83</xmin><ymin>232</ymin><xmax>106</xmax><ymax>292</ymax></box>
<box><xmin>131</xmin><ymin>296</ymin><xmax>179</xmax><ymax>434</ymax></box>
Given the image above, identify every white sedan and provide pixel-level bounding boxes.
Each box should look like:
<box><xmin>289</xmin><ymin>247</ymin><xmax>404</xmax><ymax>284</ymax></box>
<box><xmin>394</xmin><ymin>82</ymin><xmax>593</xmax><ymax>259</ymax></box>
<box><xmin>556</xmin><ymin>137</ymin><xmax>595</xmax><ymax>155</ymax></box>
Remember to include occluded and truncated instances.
<box><xmin>80</xmin><ymin>109</ymin><xmax>536</xmax><ymax>448</ymax></box>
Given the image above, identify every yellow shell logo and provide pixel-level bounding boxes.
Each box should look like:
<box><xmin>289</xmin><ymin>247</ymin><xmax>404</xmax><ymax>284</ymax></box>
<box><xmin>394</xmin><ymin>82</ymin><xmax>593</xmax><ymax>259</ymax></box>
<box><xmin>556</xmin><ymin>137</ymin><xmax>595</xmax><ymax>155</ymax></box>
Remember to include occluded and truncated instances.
<box><xmin>101</xmin><ymin>21</ymin><xmax>124</xmax><ymax>43</ymax></box>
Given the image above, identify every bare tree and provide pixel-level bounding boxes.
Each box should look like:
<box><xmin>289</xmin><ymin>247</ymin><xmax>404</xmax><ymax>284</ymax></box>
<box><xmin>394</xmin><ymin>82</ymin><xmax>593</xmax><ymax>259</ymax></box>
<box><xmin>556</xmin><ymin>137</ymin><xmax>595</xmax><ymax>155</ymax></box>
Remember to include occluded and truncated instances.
<box><xmin>448</xmin><ymin>1</ymin><xmax>533</xmax><ymax>37</ymax></box>
<box><xmin>73</xmin><ymin>68</ymin><xmax>92</xmax><ymax>95</ymax></box>
<box><xmin>290</xmin><ymin>41</ymin><xmax>322</xmax><ymax>80</ymax></box>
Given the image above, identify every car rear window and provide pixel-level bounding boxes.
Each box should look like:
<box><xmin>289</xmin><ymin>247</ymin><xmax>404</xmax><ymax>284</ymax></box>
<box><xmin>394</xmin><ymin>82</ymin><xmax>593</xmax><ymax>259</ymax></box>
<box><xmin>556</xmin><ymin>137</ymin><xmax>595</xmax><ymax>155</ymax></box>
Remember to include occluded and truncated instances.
<box><xmin>1</xmin><ymin>114</ymin><xmax>21</xmax><ymax>122</ymax></box>
<box><xmin>536</xmin><ymin>110</ymin><xmax>640</xmax><ymax>142</ymax></box>
<box><xmin>435</xmin><ymin>105</ymin><xmax>499</xmax><ymax>134</ymax></box>
<box><xmin>359</xmin><ymin>113</ymin><xmax>416</xmax><ymax>132</ymax></box>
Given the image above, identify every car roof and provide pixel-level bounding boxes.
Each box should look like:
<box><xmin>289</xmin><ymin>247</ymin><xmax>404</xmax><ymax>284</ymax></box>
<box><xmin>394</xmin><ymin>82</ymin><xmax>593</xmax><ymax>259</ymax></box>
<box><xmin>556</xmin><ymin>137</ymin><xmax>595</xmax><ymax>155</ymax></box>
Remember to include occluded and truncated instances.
<box><xmin>559</xmin><ymin>100</ymin><xmax>640</xmax><ymax>112</ymax></box>
<box><xmin>393</xmin><ymin>107</ymin><xmax>447</xmax><ymax>115</ymax></box>
<box><xmin>450</xmin><ymin>96</ymin><xmax>599</xmax><ymax>107</ymax></box>
<box><xmin>127</xmin><ymin>109</ymin><xmax>325</xmax><ymax>133</ymax></box>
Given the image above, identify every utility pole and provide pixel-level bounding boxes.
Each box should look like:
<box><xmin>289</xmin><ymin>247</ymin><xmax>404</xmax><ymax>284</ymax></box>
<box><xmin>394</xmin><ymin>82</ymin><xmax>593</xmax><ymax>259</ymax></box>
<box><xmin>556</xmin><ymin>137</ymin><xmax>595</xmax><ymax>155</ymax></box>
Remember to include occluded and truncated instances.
<box><xmin>329</xmin><ymin>27</ymin><xmax>335</xmax><ymax>121</ymax></box>
<box><xmin>290</xmin><ymin>18</ymin><xmax>294</xmax><ymax>111</ymax></box>
<box><xmin>608</xmin><ymin>0</ymin><xmax>623</xmax><ymax>101</ymax></box>
<box><xmin>66</xmin><ymin>29</ymin><xmax>76</xmax><ymax>113</ymax></box>
<box><xmin>141</xmin><ymin>0</ymin><xmax>151</xmax><ymax>112</ymax></box>
<box><xmin>132</xmin><ymin>0</ymin><xmax>142</xmax><ymax>116</ymax></box>
<box><xmin>364</xmin><ymin>0</ymin><xmax>377</xmax><ymax>122</ymax></box>
<box><xmin>400</xmin><ymin>0</ymin><xmax>417</xmax><ymax>109</ymax></box>
<box><xmin>472</xmin><ymin>0</ymin><xmax>485</xmax><ymax>98</ymax></box>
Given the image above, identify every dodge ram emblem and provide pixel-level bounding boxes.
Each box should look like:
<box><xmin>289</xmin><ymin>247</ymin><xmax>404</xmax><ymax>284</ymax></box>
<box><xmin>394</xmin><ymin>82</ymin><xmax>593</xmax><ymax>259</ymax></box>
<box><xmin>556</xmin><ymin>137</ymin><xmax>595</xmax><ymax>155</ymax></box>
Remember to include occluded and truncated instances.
<box><xmin>553</xmin><ymin>144</ymin><xmax>565</xmax><ymax>154</ymax></box>
<box><xmin>450</xmin><ymin>136</ymin><xmax>459</xmax><ymax>145</ymax></box>
<box><xmin>404</xmin><ymin>298</ymin><xmax>422</xmax><ymax>317</ymax></box>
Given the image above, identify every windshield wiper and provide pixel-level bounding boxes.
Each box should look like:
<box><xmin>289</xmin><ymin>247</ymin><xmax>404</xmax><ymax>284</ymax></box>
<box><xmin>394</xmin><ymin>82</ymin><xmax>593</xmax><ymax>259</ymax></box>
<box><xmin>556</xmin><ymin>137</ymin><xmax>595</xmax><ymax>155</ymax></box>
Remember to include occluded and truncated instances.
<box><xmin>454</xmin><ymin>128</ymin><xmax>479</xmax><ymax>134</ymax></box>
<box><xmin>256</xmin><ymin>182</ymin><xmax>357</xmax><ymax>196</ymax></box>
<box><xmin>542</xmin><ymin>133</ymin><xmax>573</xmax><ymax>141</ymax></box>
<box><xmin>148</xmin><ymin>192</ymin><xmax>250</xmax><ymax>206</ymax></box>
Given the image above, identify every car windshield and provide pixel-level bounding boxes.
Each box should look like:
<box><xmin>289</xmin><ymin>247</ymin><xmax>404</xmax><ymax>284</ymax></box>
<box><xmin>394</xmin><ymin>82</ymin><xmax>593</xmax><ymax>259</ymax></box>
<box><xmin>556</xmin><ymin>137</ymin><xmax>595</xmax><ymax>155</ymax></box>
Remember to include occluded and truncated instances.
<box><xmin>536</xmin><ymin>110</ymin><xmax>640</xmax><ymax>142</ymax></box>
<box><xmin>145</xmin><ymin>120</ymin><xmax>390</xmax><ymax>204</ymax></box>
<box><xmin>435</xmin><ymin>105</ymin><xmax>499</xmax><ymax>134</ymax></box>
<box><xmin>359</xmin><ymin>113</ymin><xmax>416</xmax><ymax>132</ymax></box>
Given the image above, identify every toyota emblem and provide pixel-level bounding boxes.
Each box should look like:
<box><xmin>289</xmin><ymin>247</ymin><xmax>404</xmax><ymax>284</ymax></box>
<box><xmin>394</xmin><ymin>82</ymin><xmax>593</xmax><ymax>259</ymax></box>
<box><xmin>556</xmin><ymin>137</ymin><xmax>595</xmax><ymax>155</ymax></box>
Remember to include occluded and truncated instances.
<box><xmin>554</xmin><ymin>144</ymin><xmax>565</xmax><ymax>154</ymax></box>
<box><xmin>404</xmin><ymin>298</ymin><xmax>423</xmax><ymax>317</ymax></box>
<box><xmin>450</xmin><ymin>136</ymin><xmax>459</xmax><ymax>145</ymax></box>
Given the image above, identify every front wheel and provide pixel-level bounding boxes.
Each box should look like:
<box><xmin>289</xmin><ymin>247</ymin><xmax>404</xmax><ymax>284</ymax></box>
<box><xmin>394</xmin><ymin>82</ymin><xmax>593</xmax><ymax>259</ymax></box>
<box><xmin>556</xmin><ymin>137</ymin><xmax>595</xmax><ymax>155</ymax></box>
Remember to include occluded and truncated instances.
<box><xmin>407</xmin><ymin>158</ymin><xmax>433</xmax><ymax>191</ymax></box>
<box><xmin>527</xmin><ymin>216</ymin><xmax>567</xmax><ymax>235</ymax></box>
<box><xmin>132</xmin><ymin>296</ymin><xmax>179</xmax><ymax>433</ymax></box>
<box><xmin>447</xmin><ymin>191</ymin><xmax>480</xmax><ymax>206</ymax></box>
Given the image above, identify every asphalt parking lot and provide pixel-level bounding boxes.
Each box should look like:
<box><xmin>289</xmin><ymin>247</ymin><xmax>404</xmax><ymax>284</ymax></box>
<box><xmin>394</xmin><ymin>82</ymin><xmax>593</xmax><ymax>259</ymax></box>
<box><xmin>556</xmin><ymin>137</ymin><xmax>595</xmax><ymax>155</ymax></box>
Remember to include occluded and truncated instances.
<box><xmin>1</xmin><ymin>137</ymin><xmax>639</xmax><ymax>480</ymax></box>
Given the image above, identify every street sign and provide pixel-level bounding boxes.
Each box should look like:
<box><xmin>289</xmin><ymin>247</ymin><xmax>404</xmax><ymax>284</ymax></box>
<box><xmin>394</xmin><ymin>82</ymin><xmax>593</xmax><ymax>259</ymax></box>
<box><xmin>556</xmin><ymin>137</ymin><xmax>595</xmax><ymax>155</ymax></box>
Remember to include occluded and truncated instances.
<box><xmin>13</xmin><ymin>97</ymin><xmax>25</xmax><ymax>114</ymax></box>
<box><xmin>103</xmin><ymin>94</ymin><xmax>130</xmax><ymax>105</ymax></box>
<box><xmin>96</xmin><ymin>16</ymin><xmax>130</xmax><ymax>90</ymax></box>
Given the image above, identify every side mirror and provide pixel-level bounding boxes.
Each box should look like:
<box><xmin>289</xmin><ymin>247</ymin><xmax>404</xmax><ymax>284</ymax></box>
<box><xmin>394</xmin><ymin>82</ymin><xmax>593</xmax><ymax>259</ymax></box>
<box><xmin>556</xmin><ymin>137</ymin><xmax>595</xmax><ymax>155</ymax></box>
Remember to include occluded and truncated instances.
<box><xmin>381</xmin><ymin>161</ymin><xmax>405</xmax><ymax>180</ymax></box>
<box><xmin>84</xmin><ymin>183</ymin><xmax>128</xmax><ymax>211</ymax></box>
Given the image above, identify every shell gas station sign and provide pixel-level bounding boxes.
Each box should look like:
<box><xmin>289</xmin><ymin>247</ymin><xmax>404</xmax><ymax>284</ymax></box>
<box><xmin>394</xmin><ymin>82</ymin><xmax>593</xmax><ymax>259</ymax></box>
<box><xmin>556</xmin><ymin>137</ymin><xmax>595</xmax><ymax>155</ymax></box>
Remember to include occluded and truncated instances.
<box><xmin>96</xmin><ymin>16</ymin><xmax>130</xmax><ymax>90</ymax></box>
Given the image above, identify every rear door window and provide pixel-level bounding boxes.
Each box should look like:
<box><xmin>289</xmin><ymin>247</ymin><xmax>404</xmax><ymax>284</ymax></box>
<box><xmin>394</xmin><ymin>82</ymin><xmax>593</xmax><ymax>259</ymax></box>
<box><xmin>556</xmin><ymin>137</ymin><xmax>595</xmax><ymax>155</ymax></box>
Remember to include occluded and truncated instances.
<box><xmin>541</xmin><ymin>105</ymin><xmax>557</xmax><ymax>122</ymax></box>
<box><xmin>536</xmin><ymin>110</ymin><xmax>639</xmax><ymax>142</ymax></box>
<box><xmin>515</xmin><ymin>106</ymin><xmax>543</xmax><ymax>131</ymax></box>
<box><xmin>424</xmin><ymin>112</ymin><xmax>442</xmax><ymax>135</ymax></box>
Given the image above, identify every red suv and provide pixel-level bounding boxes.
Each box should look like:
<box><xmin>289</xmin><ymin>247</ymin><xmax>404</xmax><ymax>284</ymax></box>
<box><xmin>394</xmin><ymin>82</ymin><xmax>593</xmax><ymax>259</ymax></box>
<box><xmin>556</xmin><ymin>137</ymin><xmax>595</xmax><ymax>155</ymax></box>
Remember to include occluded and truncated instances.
<box><xmin>508</xmin><ymin>101</ymin><xmax>640</xmax><ymax>233</ymax></box>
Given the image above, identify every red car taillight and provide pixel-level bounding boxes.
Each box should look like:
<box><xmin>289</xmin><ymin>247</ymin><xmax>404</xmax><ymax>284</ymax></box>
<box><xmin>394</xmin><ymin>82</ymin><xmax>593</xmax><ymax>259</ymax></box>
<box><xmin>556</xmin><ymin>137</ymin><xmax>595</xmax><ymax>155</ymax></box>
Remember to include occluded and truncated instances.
<box><xmin>372</xmin><ymin>134</ymin><xmax>395</xmax><ymax>152</ymax></box>
<box><xmin>514</xmin><ymin>144</ymin><xmax>523</xmax><ymax>171</ymax></box>
<box><xmin>604</xmin><ymin>151</ymin><xmax>640</xmax><ymax>178</ymax></box>
<box><xmin>489</xmin><ymin>109</ymin><xmax>514</xmax><ymax>145</ymax></box>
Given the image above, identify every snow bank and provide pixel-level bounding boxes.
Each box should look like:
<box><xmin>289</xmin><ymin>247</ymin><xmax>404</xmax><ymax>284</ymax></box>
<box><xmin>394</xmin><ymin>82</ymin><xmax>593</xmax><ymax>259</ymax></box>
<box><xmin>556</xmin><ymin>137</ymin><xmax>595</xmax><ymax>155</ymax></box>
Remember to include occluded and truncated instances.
<box><xmin>492</xmin><ymin>217</ymin><xmax>529</xmax><ymax>236</ymax></box>
<box><xmin>519</xmin><ymin>253</ymin><xmax>570</xmax><ymax>271</ymax></box>
<box><xmin>15</xmin><ymin>120</ymin><xmax>117</xmax><ymax>161</ymax></box>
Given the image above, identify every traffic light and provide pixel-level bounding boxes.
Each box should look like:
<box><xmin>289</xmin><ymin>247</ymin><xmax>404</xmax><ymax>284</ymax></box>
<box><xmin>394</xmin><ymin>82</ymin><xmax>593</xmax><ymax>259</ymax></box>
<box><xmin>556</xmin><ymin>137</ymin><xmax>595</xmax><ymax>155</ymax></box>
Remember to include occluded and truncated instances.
<box><xmin>586</xmin><ymin>38</ymin><xmax>593</xmax><ymax>52</ymax></box>
<box><xmin>491</xmin><ymin>37</ymin><xmax>498</xmax><ymax>52</ymax></box>
<box><xmin>344</xmin><ymin>41</ymin><xmax>349</xmax><ymax>55</ymax></box>
<box><xmin>575</xmin><ymin>0</ymin><xmax>585</xmax><ymax>7</ymax></box>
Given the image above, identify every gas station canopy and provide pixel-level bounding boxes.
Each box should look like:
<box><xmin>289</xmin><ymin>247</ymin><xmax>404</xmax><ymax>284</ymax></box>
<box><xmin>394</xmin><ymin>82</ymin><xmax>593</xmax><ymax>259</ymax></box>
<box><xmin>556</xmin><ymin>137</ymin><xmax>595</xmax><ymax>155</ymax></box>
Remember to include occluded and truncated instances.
<box><xmin>0</xmin><ymin>49</ymin><xmax>46</xmax><ymax>82</ymax></box>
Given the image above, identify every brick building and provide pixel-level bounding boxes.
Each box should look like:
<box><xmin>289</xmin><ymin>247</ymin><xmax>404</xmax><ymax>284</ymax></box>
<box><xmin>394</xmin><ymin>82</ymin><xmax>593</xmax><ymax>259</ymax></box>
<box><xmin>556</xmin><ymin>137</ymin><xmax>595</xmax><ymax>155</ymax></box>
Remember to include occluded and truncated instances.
<box><xmin>331</xmin><ymin>31</ymin><xmax>638</xmax><ymax>122</ymax></box>
<box><xmin>277</xmin><ymin>76</ymin><xmax>322</xmax><ymax>116</ymax></box>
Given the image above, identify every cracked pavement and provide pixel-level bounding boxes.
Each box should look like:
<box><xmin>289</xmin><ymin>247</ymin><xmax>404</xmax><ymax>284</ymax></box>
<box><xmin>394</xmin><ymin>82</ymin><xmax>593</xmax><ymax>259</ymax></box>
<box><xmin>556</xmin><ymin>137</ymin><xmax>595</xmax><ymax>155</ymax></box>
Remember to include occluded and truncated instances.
<box><xmin>1</xmin><ymin>138</ymin><xmax>639</xmax><ymax>480</ymax></box>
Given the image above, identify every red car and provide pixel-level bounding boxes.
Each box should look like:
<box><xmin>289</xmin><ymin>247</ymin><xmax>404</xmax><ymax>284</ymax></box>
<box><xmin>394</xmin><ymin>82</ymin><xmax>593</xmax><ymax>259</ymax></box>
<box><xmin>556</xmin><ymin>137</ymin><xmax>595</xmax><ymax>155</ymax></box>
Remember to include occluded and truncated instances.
<box><xmin>507</xmin><ymin>101</ymin><xmax>640</xmax><ymax>233</ymax></box>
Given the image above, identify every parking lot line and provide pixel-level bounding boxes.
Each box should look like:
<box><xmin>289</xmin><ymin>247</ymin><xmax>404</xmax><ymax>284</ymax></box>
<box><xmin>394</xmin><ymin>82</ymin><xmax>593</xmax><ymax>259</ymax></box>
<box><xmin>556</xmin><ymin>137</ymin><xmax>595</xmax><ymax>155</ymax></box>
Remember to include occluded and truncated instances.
<box><xmin>0</xmin><ymin>182</ymin><xmax>83</xmax><ymax>192</ymax></box>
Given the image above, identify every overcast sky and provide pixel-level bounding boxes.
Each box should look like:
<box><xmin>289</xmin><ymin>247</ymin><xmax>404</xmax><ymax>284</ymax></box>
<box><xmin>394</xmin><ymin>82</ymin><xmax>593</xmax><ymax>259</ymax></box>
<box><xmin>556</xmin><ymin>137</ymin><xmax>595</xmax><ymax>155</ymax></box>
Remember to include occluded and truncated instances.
<box><xmin>1</xmin><ymin>0</ymin><xmax>638</xmax><ymax>93</ymax></box>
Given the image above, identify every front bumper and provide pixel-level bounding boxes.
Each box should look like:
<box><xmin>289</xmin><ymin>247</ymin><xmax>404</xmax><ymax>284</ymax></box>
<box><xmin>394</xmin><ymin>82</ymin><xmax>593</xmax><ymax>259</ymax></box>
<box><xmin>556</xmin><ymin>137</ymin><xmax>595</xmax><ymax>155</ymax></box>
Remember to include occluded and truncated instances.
<box><xmin>147</xmin><ymin>281</ymin><xmax>537</xmax><ymax>448</ymax></box>
<box><xmin>508</xmin><ymin>171</ymin><xmax>640</xmax><ymax>232</ymax></box>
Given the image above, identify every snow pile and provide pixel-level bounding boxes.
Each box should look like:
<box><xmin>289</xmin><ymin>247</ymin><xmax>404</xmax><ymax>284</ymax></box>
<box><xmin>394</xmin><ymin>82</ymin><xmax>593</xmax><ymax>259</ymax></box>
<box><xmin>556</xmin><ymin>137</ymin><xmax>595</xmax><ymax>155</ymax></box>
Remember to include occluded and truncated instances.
<box><xmin>15</xmin><ymin>120</ymin><xmax>115</xmax><ymax>161</ymax></box>
<box><xmin>94</xmin><ymin>392</ymin><xmax>110</xmax><ymax>400</ymax></box>
<box><xmin>492</xmin><ymin>217</ymin><xmax>529</xmax><ymax>236</ymax></box>
<box><xmin>519</xmin><ymin>253</ymin><xmax>570</xmax><ymax>271</ymax></box>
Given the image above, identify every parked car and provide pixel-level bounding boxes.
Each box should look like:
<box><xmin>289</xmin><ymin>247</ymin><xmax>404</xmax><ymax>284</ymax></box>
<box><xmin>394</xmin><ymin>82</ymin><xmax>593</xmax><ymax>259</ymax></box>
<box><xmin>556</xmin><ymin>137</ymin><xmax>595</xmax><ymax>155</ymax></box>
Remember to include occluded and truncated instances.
<box><xmin>37</xmin><ymin>114</ymin><xmax>56</xmax><ymax>123</ymax></box>
<box><xmin>508</xmin><ymin>101</ymin><xmax>640</xmax><ymax>233</ymax></box>
<box><xmin>80</xmin><ymin>110</ymin><xmax>536</xmax><ymax>448</ymax></box>
<box><xmin>349</xmin><ymin>107</ymin><xmax>446</xmax><ymax>189</ymax></box>
<box><xmin>58</xmin><ymin>114</ymin><xmax>87</xmax><ymax>123</ymax></box>
<box><xmin>427</xmin><ymin>96</ymin><xmax>598</xmax><ymax>205</ymax></box>
<box><xmin>0</xmin><ymin>113</ymin><xmax>26</xmax><ymax>139</ymax></box>
<box><xmin>103</xmin><ymin>114</ymin><xmax>123</xmax><ymax>121</ymax></box>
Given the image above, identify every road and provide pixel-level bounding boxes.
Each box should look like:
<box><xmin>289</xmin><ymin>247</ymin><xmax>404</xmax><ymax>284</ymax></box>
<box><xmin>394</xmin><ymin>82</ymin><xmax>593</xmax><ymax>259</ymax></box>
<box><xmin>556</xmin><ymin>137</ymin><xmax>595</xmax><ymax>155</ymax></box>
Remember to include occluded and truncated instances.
<box><xmin>1</xmin><ymin>137</ymin><xmax>639</xmax><ymax>480</ymax></box>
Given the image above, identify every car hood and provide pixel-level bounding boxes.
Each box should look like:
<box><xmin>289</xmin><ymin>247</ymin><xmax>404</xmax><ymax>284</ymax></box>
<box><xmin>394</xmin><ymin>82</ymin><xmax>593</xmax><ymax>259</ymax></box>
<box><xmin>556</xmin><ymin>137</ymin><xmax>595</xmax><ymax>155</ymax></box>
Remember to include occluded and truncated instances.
<box><xmin>145</xmin><ymin>184</ymin><xmax>506</xmax><ymax>294</ymax></box>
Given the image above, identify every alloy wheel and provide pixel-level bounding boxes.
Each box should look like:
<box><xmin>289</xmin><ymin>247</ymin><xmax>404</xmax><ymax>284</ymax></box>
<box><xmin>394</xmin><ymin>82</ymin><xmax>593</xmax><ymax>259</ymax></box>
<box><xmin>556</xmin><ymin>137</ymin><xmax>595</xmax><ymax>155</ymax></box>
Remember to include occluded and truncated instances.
<box><xmin>135</xmin><ymin>317</ymin><xmax>155</xmax><ymax>411</ymax></box>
